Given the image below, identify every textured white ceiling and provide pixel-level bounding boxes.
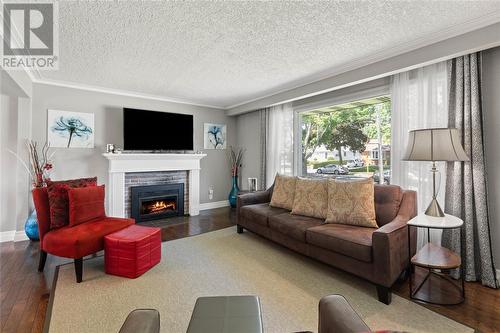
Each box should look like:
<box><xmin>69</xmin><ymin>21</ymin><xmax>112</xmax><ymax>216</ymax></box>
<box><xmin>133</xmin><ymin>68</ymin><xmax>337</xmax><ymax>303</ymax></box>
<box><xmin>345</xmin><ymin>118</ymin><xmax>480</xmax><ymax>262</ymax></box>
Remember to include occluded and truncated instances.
<box><xmin>39</xmin><ymin>1</ymin><xmax>500</xmax><ymax>108</ymax></box>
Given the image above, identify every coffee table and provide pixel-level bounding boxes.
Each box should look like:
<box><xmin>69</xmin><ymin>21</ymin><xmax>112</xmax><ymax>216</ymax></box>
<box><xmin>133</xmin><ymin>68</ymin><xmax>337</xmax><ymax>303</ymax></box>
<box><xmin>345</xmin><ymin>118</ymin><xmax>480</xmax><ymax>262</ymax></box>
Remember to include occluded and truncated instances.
<box><xmin>187</xmin><ymin>296</ymin><xmax>263</xmax><ymax>333</ymax></box>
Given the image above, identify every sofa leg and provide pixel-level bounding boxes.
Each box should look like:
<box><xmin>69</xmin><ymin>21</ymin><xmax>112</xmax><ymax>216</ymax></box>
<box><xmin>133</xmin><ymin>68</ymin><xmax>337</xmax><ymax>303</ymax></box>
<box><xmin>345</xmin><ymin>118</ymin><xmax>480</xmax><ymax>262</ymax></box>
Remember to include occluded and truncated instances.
<box><xmin>74</xmin><ymin>258</ymin><xmax>83</xmax><ymax>283</ymax></box>
<box><xmin>38</xmin><ymin>250</ymin><xmax>47</xmax><ymax>272</ymax></box>
<box><xmin>237</xmin><ymin>225</ymin><xmax>244</xmax><ymax>234</ymax></box>
<box><xmin>398</xmin><ymin>266</ymin><xmax>410</xmax><ymax>282</ymax></box>
<box><xmin>376</xmin><ymin>285</ymin><xmax>392</xmax><ymax>305</ymax></box>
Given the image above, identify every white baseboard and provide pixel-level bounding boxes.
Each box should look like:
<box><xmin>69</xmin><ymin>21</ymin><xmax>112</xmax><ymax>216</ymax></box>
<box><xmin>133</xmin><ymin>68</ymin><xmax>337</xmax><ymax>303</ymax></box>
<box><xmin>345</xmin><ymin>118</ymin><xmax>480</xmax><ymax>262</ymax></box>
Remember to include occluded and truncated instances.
<box><xmin>14</xmin><ymin>231</ymin><xmax>29</xmax><ymax>242</ymax></box>
<box><xmin>496</xmin><ymin>269</ymin><xmax>500</xmax><ymax>286</ymax></box>
<box><xmin>0</xmin><ymin>230</ymin><xmax>29</xmax><ymax>243</ymax></box>
<box><xmin>0</xmin><ymin>231</ymin><xmax>16</xmax><ymax>243</ymax></box>
<box><xmin>199</xmin><ymin>200</ymin><xmax>230</xmax><ymax>211</ymax></box>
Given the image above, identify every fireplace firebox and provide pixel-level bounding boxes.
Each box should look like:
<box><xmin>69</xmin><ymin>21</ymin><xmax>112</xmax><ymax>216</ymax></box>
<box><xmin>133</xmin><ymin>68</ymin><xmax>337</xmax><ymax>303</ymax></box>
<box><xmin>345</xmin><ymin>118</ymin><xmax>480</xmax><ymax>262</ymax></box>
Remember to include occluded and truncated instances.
<box><xmin>131</xmin><ymin>183</ymin><xmax>184</xmax><ymax>223</ymax></box>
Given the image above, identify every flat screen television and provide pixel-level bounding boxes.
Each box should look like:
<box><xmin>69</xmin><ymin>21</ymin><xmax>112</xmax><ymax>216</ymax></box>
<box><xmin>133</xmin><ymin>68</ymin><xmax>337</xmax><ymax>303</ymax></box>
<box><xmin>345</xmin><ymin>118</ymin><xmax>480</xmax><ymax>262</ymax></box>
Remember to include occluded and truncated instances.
<box><xmin>123</xmin><ymin>108</ymin><xmax>194</xmax><ymax>151</ymax></box>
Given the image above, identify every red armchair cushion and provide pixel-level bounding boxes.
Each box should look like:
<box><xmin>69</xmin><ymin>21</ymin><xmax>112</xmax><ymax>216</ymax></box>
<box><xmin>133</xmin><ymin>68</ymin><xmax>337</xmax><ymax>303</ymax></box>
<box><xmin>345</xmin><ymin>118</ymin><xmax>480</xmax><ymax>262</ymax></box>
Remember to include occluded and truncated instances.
<box><xmin>68</xmin><ymin>185</ymin><xmax>106</xmax><ymax>226</ymax></box>
<box><xmin>42</xmin><ymin>216</ymin><xmax>134</xmax><ymax>258</ymax></box>
<box><xmin>46</xmin><ymin>177</ymin><xmax>97</xmax><ymax>229</ymax></box>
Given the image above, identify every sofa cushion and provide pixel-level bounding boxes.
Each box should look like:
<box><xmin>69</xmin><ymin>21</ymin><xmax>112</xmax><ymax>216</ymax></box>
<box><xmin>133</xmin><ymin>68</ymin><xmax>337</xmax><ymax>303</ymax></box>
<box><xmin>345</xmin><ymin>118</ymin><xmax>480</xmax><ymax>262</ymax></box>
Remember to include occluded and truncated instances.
<box><xmin>239</xmin><ymin>203</ymin><xmax>289</xmax><ymax>226</ymax></box>
<box><xmin>68</xmin><ymin>185</ymin><xmax>106</xmax><ymax>226</ymax></box>
<box><xmin>46</xmin><ymin>177</ymin><xmax>97</xmax><ymax>229</ymax></box>
<box><xmin>291</xmin><ymin>177</ymin><xmax>328</xmax><ymax>219</ymax></box>
<box><xmin>325</xmin><ymin>178</ymin><xmax>378</xmax><ymax>228</ymax></box>
<box><xmin>42</xmin><ymin>216</ymin><xmax>134</xmax><ymax>258</ymax></box>
<box><xmin>374</xmin><ymin>185</ymin><xmax>403</xmax><ymax>226</ymax></box>
<box><xmin>269</xmin><ymin>213</ymin><xmax>323</xmax><ymax>242</ymax></box>
<box><xmin>269</xmin><ymin>174</ymin><xmax>297</xmax><ymax>210</ymax></box>
<box><xmin>306</xmin><ymin>223</ymin><xmax>375</xmax><ymax>262</ymax></box>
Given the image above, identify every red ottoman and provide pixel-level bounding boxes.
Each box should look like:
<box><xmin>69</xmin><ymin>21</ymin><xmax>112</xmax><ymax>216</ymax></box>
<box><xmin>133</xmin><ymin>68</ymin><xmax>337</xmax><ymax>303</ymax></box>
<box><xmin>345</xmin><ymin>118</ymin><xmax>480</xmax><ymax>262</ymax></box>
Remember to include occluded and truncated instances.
<box><xmin>104</xmin><ymin>225</ymin><xmax>161</xmax><ymax>278</ymax></box>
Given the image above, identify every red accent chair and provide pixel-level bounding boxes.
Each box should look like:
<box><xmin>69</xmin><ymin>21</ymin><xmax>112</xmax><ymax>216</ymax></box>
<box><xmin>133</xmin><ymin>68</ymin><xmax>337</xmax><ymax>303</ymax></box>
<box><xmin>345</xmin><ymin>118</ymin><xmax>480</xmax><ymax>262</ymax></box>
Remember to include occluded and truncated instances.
<box><xmin>32</xmin><ymin>187</ymin><xmax>134</xmax><ymax>283</ymax></box>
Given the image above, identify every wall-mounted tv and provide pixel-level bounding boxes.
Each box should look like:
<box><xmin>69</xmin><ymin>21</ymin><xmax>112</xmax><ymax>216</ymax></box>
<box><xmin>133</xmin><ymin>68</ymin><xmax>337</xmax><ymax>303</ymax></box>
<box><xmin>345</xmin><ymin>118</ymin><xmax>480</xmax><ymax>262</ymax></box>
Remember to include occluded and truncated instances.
<box><xmin>123</xmin><ymin>108</ymin><xmax>194</xmax><ymax>151</ymax></box>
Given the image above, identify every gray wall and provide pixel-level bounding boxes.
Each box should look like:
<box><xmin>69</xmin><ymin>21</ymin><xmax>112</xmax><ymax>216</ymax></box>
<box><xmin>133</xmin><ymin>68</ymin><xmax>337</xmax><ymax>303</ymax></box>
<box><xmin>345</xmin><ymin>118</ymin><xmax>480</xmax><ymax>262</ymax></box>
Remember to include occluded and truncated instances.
<box><xmin>0</xmin><ymin>70</ymin><xmax>31</xmax><ymax>233</ymax></box>
<box><xmin>1</xmin><ymin>95</ymin><xmax>19</xmax><ymax>232</ymax></box>
<box><xmin>31</xmin><ymin>83</ymin><xmax>236</xmax><ymax>205</ymax></box>
<box><xmin>235</xmin><ymin>111</ymin><xmax>261</xmax><ymax>190</ymax></box>
<box><xmin>482</xmin><ymin>46</ymin><xmax>500</xmax><ymax>271</ymax></box>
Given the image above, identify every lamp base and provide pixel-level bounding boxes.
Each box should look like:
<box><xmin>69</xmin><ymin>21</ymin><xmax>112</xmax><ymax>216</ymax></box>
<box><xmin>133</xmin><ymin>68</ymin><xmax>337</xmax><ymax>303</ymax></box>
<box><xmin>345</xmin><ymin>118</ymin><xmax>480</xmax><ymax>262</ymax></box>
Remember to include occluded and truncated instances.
<box><xmin>425</xmin><ymin>198</ymin><xmax>445</xmax><ymax>217</ymax></box>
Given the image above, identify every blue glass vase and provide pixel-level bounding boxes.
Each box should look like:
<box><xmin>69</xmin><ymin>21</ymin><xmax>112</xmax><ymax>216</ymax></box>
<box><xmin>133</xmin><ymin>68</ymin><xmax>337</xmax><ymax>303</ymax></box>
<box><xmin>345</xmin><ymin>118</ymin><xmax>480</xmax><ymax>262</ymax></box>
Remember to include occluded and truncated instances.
<box><xmin>25</xmin><ymin>210</ymin><xmax>39</xmax><ymax>241</ymax></box>
<box><xmin>228</xmin><ymin>175</ymin><xmax>240</xmax><ymax>208</ymax></box>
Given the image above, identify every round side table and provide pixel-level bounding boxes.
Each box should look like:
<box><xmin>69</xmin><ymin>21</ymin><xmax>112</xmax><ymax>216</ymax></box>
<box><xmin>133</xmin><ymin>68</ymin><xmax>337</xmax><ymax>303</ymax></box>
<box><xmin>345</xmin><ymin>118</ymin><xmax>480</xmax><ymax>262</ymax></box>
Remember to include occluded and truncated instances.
<box><xmin>407</xmin><ymin>213</ymin><xmax>465</xmax><ymax>305</ymax></box>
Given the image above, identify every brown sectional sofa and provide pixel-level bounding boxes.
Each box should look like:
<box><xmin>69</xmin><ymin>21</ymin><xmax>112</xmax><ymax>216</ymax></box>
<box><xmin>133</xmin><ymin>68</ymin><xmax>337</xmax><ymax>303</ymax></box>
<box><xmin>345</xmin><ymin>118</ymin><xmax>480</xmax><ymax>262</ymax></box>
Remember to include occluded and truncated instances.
<box><xmin>236</xmin><ymin>183</ymin><xmax>417</xmax><ymax>304</ymax></box>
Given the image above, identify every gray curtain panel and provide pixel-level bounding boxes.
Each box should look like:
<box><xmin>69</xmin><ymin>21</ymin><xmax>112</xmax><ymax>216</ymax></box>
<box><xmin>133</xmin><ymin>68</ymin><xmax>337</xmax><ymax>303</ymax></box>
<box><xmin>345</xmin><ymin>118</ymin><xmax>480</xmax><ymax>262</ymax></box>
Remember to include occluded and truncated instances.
<box><xmin>442</xmin><ymin>52</ymin><xmax>498</xmax><ymax>288</ymax></box>
<box><xmin>259</xmin><ymin>108</ymin><xmax>269</xmax><ymax>190</ymax></box>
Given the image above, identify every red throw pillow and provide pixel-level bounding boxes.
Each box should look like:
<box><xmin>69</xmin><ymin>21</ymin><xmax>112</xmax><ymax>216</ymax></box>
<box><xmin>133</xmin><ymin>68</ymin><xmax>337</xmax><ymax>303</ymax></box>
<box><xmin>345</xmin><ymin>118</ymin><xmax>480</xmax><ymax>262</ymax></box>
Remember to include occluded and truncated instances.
<box><xmin>46</xmin><ymin>177</ymin><xmax>97</xmax><ymax>229</ymax></box>
<box><xmin>68</xmin><ymin>185</ymin><xmax>106</xmax><ymax>226</ymax></box>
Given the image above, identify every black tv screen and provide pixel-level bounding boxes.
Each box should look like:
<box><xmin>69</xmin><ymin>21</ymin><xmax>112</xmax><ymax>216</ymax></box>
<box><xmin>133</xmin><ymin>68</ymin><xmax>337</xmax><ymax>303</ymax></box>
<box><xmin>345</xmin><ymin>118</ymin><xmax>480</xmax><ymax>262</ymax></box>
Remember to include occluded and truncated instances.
<box><xmin>123</xmin><ymin>108</ymin><xmax>193</xmax><ymax>151</ymax></box>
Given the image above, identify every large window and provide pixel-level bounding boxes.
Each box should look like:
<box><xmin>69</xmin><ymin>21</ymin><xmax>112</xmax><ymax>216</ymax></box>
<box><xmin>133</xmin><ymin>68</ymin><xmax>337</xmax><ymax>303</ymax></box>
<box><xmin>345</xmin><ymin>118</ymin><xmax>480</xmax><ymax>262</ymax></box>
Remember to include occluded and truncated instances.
<box><xmin>299</xmin><ymin>96</ymin><xmax>391</xmax><ymax>184</ymax></box>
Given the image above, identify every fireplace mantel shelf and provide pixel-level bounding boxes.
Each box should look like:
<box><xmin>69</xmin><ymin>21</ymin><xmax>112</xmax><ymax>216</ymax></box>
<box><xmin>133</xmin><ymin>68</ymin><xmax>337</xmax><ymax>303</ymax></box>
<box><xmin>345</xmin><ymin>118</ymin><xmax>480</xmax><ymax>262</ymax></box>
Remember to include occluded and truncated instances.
<box><xmin>102</xmin><ymin>153</ymin><xmax>207</xmax><ymax>161</ymax></box>
<box><xmin>102</xmin><ymin>153</ymin><xmax>206</xmax><ymax>217</ymax></box>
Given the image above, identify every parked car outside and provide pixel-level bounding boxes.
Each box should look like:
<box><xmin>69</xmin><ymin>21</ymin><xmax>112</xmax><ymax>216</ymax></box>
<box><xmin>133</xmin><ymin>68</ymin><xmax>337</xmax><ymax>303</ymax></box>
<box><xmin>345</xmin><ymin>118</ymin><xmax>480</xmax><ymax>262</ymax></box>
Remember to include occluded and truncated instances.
<box><xmin>345</xmin><ymin>159</ymin><xmax>365</xmax><ymax>168</ymax></box>
<box><xmin>373</xmin><ymin>170</ymin><xmax>391</xmax><ymax>184</ymax></box>
<box><xmin>316</xmin><ymin>164</ymin><xmax>349</xmax><ymax>175</ymax></box>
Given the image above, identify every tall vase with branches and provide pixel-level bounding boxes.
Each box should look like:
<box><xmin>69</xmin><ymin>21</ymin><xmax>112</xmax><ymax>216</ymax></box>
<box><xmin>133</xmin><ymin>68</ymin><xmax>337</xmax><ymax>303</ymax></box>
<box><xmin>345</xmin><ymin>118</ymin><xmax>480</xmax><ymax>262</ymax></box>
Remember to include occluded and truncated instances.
<box><xmin>9</xmin><ymin>140</ymin><xmax>55</xmax><ymax>240</ymax></box>
<box><xmin>227</xmin><ymin>146</ymin><xmax>244</xmax><ymax>208</ymax></box>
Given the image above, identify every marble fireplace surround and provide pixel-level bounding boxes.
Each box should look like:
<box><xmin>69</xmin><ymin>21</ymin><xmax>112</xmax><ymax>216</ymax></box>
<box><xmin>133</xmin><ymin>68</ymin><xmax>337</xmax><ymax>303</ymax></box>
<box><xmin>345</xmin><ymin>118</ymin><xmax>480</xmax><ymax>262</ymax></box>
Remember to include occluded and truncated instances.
<box><xmin>102</xmin><ymin>153</ymin><xmax>206</xmax><ymax>217</ymax></box>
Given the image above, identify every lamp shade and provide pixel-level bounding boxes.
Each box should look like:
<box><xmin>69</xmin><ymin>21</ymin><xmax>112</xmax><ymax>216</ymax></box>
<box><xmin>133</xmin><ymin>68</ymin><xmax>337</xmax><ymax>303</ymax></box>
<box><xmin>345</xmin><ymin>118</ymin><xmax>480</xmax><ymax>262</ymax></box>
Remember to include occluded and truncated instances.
<box><xmin>403</xmin><ymin>128</ymin><xmax>469</xmax><ymax>161</ymax></box>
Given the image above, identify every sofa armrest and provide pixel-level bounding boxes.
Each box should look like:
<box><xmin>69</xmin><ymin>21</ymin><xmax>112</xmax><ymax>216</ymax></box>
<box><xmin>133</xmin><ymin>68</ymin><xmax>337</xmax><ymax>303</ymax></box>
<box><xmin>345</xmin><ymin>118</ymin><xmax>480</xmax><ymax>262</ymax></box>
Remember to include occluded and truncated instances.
<box><xmin>318</xmin><ymin>295</ymin><xmax>371</xmax><ymax>333</ymax></box>
<box><xmin>372</xmin><ymin>190</ymin><xmax>417</xmax><ymax>287</ymax></box>
<box><xmin>236</xmin><ymin>185</ymin><xmax>273</xmax><ymax>213</ymax></box>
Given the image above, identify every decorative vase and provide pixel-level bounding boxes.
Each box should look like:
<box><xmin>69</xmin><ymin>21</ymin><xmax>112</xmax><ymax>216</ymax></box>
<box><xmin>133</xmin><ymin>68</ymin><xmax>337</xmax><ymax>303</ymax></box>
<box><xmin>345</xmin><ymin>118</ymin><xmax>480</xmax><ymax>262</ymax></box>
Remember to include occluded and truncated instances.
<box><xmin>228</xmin><ymin>175</ymin><xmax>240</xmax><ymax>208</ymax></box>
<box><xmin>25</xmin><ymin>210</ymin><xmax>39</xmax><ymax>241</ymax></box>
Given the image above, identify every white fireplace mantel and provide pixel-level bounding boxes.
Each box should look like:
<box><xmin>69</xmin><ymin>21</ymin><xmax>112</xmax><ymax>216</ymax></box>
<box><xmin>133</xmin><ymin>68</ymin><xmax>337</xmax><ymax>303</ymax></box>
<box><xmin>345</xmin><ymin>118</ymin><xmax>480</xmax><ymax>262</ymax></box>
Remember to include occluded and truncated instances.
<box><xmin>103</xmin><ymin>153</ymin><xmax>206</xmax><ymax>217</ymax></box>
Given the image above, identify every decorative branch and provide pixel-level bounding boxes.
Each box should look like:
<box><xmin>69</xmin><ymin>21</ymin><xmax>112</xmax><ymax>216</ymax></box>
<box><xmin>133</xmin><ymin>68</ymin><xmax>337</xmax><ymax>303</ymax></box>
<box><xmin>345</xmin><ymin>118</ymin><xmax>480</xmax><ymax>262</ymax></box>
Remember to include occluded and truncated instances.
<box><xmin>9</xmin><ymin>140</ymin><xmax>54</xmax><ymax>188</ymax></box>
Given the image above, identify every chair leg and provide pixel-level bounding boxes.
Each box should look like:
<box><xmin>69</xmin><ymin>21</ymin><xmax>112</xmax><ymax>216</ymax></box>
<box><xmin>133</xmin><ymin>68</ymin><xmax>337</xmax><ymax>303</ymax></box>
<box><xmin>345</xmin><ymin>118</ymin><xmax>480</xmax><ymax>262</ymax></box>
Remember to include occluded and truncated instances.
<box><xmin>38</xmin><ymin>250</ymin><xmax>47</xmax><ymax>272</ymax></box>
<box><xmin>74</xmin><ymin>258</ymin><xmax>83</xmax><ymax>283</ymax></box>
<box><xmin>376</xmin><ymin>285</ymin><xmax>392</xmax><ymax>305</ymax></box>
<box><xmin>237</xmin><ymin>225</ymin><xmax>244</xmax><ymax>234</ymax></box>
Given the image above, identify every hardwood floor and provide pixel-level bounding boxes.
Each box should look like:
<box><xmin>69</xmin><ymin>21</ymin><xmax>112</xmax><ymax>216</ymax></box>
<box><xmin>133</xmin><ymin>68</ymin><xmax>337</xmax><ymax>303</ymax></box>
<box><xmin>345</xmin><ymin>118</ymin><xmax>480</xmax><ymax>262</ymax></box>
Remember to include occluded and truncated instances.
<box><xmin>1</xmin><ymin>207</ymin><xmax>499</xmax><ymax>333</ymax></box>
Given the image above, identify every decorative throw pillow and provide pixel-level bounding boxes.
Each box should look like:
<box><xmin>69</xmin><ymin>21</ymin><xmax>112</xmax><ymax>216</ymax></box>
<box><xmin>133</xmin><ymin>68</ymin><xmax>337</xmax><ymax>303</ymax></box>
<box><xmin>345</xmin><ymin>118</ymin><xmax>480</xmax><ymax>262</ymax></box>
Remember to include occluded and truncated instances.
<box><xmin>269</xmin><ymin>174</ymin><xmax>297</xmax><ymax>210</ymax></box>
<box><xmin>68</xmin><ymin>185</ymin><xmax>106</xmax><ymax>227</ymax></box>
<box><xmin>46</xmin><ymin>177</ymin><xmax>97</xmax><ymax>229</ymax></box>
<box><xmin>325</xmin><ymin>177</ymin><xmax>378</xmax><ymax>228</ymax></box>
<box><xmin>291</xmin><ymin>178</ymin><xmax>328</xmax><ymax>219</ymax></box>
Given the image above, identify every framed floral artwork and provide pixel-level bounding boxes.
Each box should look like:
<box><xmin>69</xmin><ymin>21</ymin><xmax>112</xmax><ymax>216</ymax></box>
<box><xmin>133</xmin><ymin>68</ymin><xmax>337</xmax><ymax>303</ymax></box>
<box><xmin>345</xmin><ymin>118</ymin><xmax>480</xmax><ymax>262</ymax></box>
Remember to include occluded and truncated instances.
<box><xmin>204</xmin><ymin>123</ymin><xmax>226</xmax><ymax>149</ymax></box>
<box><xmin>47</xmin><ymin>110</ymin><xmax>94</xmax><ymax>148</ymax></box>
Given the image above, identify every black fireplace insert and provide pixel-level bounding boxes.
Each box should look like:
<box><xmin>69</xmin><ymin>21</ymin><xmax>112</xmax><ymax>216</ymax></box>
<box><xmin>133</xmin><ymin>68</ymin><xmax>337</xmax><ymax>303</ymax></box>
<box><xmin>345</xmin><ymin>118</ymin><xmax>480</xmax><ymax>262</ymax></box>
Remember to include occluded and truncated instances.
<box><xmin>130</xmin><ymin>183</ymin><xmax>184</xmax><ymax>223</ymax></box>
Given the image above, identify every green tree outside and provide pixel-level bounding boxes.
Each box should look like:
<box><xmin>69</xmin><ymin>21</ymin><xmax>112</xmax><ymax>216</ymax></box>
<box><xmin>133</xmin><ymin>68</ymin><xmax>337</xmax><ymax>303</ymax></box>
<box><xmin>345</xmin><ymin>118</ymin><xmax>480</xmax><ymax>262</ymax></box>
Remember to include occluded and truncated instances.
<box><xmin>301</xmin><ymin>101</ymin><xmax>391</xmax><ymax>173</ymax></box>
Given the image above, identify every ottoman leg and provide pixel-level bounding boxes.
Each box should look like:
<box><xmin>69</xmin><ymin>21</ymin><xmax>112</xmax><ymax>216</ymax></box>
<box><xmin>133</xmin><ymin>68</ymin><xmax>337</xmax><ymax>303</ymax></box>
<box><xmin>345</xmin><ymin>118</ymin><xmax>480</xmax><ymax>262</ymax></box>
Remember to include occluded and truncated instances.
<box><xmin>74</xmin><ymin>258</ymin><xmax>83</xmax><ymax>283</ymax></box>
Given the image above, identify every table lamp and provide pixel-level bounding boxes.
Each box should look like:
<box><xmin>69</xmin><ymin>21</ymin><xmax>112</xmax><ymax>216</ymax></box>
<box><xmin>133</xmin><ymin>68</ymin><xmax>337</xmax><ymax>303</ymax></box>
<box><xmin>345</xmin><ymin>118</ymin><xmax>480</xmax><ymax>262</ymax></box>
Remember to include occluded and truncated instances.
<box><xmin>403</xmin><ymin>128</ymin><xmax>469</xmax><ymax>217</ymax></box>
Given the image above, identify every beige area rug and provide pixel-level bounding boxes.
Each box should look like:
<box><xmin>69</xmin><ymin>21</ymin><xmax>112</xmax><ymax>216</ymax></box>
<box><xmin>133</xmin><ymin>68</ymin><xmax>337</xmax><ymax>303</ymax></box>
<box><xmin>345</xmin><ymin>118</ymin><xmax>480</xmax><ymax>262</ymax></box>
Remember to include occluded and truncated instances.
<box><xmin>48</xmin><ymin>227</ymin><xmax>472</xmax><ymax>333</ymax></box>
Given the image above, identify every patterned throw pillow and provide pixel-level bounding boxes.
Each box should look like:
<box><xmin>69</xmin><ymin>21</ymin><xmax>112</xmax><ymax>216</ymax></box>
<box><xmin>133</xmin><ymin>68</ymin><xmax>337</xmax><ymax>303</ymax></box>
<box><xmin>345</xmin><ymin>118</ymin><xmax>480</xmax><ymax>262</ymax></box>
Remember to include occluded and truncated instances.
<box><xmin>291</xmin><ymin>178</ymin><xmax>328</xmax><ymax>219</ymax></box>
<box><xmin>46</xmin><ymin>177</ymin><xmax>98</xmax><ymax>229</ymax></box>
<box><xmin>269</xmin><ymin>174</ymin><xmax>297</xmax><ymax>210</ymax></box>
<box><xmin>325</xmin><ymin>177</ymin><xmax>378</xmax><ymax>228</ymax></box>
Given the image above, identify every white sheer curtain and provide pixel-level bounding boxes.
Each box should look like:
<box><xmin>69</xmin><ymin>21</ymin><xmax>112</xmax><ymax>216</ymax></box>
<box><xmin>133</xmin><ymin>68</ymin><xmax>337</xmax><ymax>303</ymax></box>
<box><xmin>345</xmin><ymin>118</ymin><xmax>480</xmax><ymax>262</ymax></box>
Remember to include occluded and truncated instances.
<box><xmin>391</xmin><ymin>62</ymin><xmax>448</xmax><ymax>249</ymax></box>
<box><xmin>266</xmin><ymin>103</ymin><xmax>294</xmax><ymax>187</ymax></box>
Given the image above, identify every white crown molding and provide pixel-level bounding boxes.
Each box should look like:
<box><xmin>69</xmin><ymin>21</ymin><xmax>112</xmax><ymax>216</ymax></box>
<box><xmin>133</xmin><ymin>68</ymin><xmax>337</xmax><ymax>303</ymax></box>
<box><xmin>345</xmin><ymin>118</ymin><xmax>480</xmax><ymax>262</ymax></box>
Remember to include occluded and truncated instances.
<box><xmin>199</xmin><ymin>200</ymin><xmax>230</xmax><ymax>211</ymax></box>
<box><xmin>31</xmin><ymin>78</ymin><xmax>226</xmax><ymax>110</ymax></box>
<box><xmin>225</xmin><ymin>13</ymin><xmax>500</xmax><ymax>111</ymax></box>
